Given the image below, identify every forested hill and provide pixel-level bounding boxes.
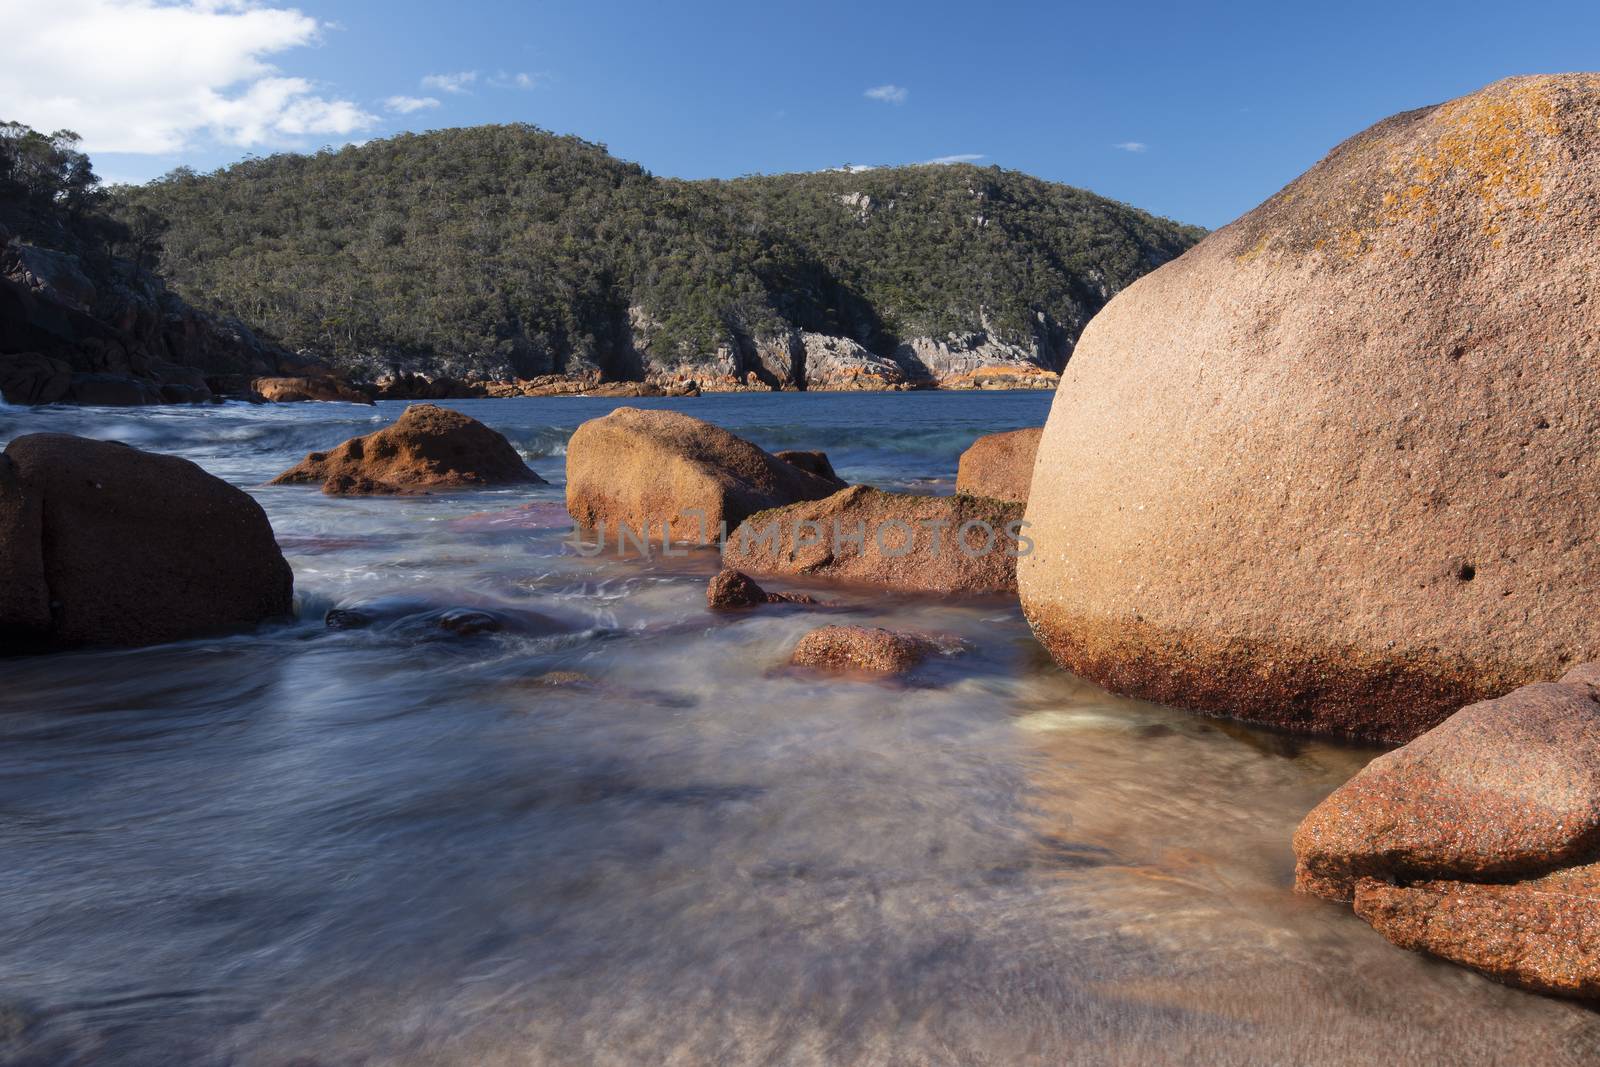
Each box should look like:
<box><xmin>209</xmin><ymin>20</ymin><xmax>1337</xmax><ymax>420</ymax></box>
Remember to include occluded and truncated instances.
<box><xmin>112</xmin><ymin>124</ymin><xmax>1205</xmax><ymax>386</ymax></box>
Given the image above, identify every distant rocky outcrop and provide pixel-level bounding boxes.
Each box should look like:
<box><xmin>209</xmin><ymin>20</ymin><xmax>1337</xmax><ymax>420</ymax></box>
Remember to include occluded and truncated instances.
<box><xmin>272</xmin><ymin>404</ymin><xmax>545</xmax><ymax>494</ymax></box>
<box><xmin>564</xmin><ymin>408</ymin><xmax>839</xmax><ymax>543</ymax></box>
<box><xmin>0</xmin><ymin>204</ymin><xmax>295</xmax><ymax>406</ymax></box>
<box><xmin>798</xmin><ymin>332</ymin><xmax>911</xmax><ymax>391</ymax></box>
<box><xmin>252</xmin><ymin>376</ymin><xmax>373</xmax><ymax>404</ymax></box>
<box><xmin>1294</xmin><ymin>663</ymin><xmax>1600</xmax><ymax>998</ymax></box>
<box><xmin>1020</xmin><ymin>74</ymin><xmax>1600</xmax><ymax>742</ymax></box>
<box><xmin>0</xmin><ymin>433</ymin><xmax>293</xmax><ymax>648</ymax></box>
<box><xmin>956</xmin><ymin>427</ymin><xmax>1043</xmax><ymax>503</ymax></box>
<box><xmin>724</xmin><ymin>485</ymin><xmax>1025</xmax><ymax>594</ymax></box>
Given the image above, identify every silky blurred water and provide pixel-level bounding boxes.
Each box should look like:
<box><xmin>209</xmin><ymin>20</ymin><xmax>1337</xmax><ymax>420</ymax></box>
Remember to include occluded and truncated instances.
<box><xmin>0</xmin><ymin>394</ymin><xmax>1593</xmax><ymax>1066</ymax></box>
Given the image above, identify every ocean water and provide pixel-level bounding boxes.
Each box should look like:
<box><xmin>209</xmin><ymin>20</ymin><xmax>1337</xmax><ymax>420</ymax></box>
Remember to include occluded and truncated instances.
<box><xmin>0</xmin><ymin>394</ymin><xmax>1592</xmax><ymax>1066</ymax></box>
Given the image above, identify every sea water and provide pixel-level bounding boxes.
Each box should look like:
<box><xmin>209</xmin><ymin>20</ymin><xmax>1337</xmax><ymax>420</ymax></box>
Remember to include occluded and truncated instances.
<box><xmin>0</xmin><ymin>394</ymin><xmax>1591</xmax><ymax>1066</ymax></box>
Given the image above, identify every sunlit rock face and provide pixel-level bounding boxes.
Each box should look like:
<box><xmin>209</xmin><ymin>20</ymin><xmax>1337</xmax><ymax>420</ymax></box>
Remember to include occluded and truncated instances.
<box><xmin>1021</xmin><ymin>74</ymin><xmax>1600</xmax><ymax>742</ymax></box>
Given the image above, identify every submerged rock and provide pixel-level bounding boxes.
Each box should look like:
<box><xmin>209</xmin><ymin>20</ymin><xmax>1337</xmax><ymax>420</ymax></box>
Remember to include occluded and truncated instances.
<box><xmin>789</xmin><ymin>624</ymin><xmax>938</xmax><ymax>674</ymax></box>
<box><xmin>1020</xmin><ymin>74</ymin><xmax>1600</xmax><ymax>742</ymax></box>
<box><xmin>705</xmin><ymin>568</ymin><xmax>816</xmax><ymax>610</ymax></box>
<box><xmin>272</xmin><ymin>404</ymin><xmax>545</xmax><ymax>494</ymax></box>
<box><xmin>0</xmin><ymin>434</ymin><xmax>293</xmax><ymax>649</ymax></box>
<box><xmin>322</xmin><ymin>596</ymin><xmax>567</xmax><ymax>639</ymax></box>
<box><xmin>1295</xmin><ymin>664</ymin><xmax>1600</xmax><ymax>998</ymax></box>
<box><xmin>956</xmin><ymin>427</ymin><xmax>1042</xmax><ymax>504</ymax></box>
<box><xmin>564</xmin><ymin>408</ymin><xmax>838</xmax><ymax>543</ymax></box>
<box><xmin>724</xmin><ymin>485</ymin><xmax>1025</xmax><ymax>594</ymax></box>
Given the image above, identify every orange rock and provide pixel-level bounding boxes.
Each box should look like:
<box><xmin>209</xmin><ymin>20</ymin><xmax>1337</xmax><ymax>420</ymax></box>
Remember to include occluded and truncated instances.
<box><xmin>1294</xmin><ymin>672</ymin><xmax>1600</xmax><ymax>902</ymax></box>
<box><xmin>955</xmin><ymin>427</ymin><xmax>1042</xmax><ymax>503</ymax></box>
<box><xmin>1354</xmin><ymin>869</ymin><xmax>1600</xmax><ymax>1000</ymax></box>
<box><xmin>251</xmin><ymin>375</ymin><xmax>373</xmax><ymax>404</ymax></box>
<box><xmin>789</xmin><ymin>625</ymin><xmax>937</xmax><ymax>674</ymax></box>
<box><xmin>1295</xmin><ymin>664</ymin><xmax>1600</xmax><ymax>1000</ymax></box>
<box><xmin>705</xmin><ymin>568</ymin><xmax>815</xmax><ymax>610</ymax></box>
<box><xmin>724</xmin><ymin>485</ymin><xmax>1025</xmax><ymax>594</ymax></box>
<box><xmin>564</xmin><ymin>408</ymin><xmax>837</xmax><ymax>543</ymax></box>
<box><xmin>272</xmin><ymin>404</ymin><xmax>544</xmax><ymax>494</ymax></box>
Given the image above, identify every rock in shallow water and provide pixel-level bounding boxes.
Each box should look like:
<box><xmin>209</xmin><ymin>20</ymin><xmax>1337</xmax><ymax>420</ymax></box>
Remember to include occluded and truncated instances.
<box><xmin>1295</xmin><ymin>663</ymin><xmax>1600</xmax><ymax>999</ymax></box>
<box><xmin>724</xmin><ymin>485</ymin><xmax>1024</xmax><ymax>595</ymax></box>
<box><xmin>272</xmin><ymin>404</ymin><xmax>544</xmax><ymax>494</ymax></box>
<box><xmin>251</xmin><ymin>375</ymin><xmax>373</xmax><ymax>404</ymax></box>
<box><xmin>705</xmin><ymin>568</ymin><xmax>815</xmax><ymax>610</ymax></box>
<box><xmin>564</xmin><ymin>407</ymin><xmax>837</xmax><ymax>544</ymax></box>
<box><xmin>1293</xmin><ymin>669</ymin><xmax>1600</xmax><ymax>901</ymax></box>
<box><xmin>1019</xmin><ymin>74</ymin><xmax>1600</xmax><ymax>742</ymax></box>
<box><xmin>1353</xmin><ymin>868</ymin><xmax>1600</xmax><ymax>1000</ymax></box>
<box><xmin>789</xmin><ymin>624</ymin><xmax>939</xmax><ymax>674</ymax></box>
<box><xmin>0</xmin><ymin>433</ymin><xmax>293</xmax><ymax>649</ymax></box>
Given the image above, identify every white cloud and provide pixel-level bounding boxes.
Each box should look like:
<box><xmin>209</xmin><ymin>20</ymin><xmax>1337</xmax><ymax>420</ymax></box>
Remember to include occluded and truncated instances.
<box><xmin>489</xmin><ymin>71</ymin><xmax>548</xmax><ymax>90</ymax></box>
<box><xmin>0</xmin><ymin>0</ymin><xmax>377</xmax><ymax>154</ymax></box>
<box><xmin>1113</xmin><ymin>141</ymin><xmax>1149</xmax><ymax>153</ymax></box>
<box><xmin>422</xmin><ymin>70</ymin><xmax>478</xmax><ymax>94</ymax></box>
<box><xmin>864</xmin><ymin>84</ymin><xmax>908</xmax><ymax>105</ymax></box>
<box><xmin>385</xmin><ymin>95</ymin><xmax>441</xmax><ymax>114</ymax></box>
<box><xmin>923</xmin><ymin>153</ymin><xmax>984</xmax><ymax>165</ymax></box>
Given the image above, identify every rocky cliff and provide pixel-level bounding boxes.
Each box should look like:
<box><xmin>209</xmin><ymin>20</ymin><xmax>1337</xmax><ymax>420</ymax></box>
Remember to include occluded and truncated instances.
<box><xmin>0</xmin><ymin>123</ymin><xmax>299</xmax><ymax>405</ymax></box>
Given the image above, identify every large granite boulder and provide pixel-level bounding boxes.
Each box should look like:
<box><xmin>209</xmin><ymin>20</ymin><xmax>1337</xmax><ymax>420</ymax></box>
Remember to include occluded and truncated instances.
<box><xmin>564</xmin><ymin>408</ymin><xmax>838</xmax><ymax>543</ymax></box>
<box><xmin>956</xmin><ymin>427</ymin><xmax>1043</xmax><ymax>504</ymax></box>
<box><xmin>723</xmin><ymin>485</ymin><xmax>1025</xmax><ymax>594</ymax></box>
<box><xmin>0</xmin><ymin>434</ymin><xmax>293</xmax><ymax>649</ymax></box>
<box><xmin>1019</xmin><ymin>74</ymin><xmax>1600</xmax><ymax>742</ymax></box>
<box><xmin>272</xmin><ymin>404</ymin><xmax>544</xmax><ymax>494</ymax></box>
<box><xmin>1294</xmin><ymin>664</ymin><xmax>1600</xmax><ymax>998</ymax></box>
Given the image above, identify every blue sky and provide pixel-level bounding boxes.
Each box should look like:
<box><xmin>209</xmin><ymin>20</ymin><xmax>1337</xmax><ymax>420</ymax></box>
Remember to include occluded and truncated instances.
<box><xmin>6</xmin><ymin>0</ymin><xmax>1600</xmax><ymax>227</ymax></box>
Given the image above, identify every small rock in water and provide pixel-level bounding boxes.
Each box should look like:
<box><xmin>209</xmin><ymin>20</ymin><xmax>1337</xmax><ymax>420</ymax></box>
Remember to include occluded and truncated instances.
<box><xmin>324</xmin><ymin>608</ymin><xmax>374</xmax><ymax>631</ymax></box>
<box><xmin>706</xmin><ymin>568</ymin><xmax>818</xmax><ymax>610</ymax></box>
<box><xmin>789</xmin><ymin>624</ymin><xmax>940</xmax><ymax>675</ymax></box>
<box><xmin>725</xmin><ymin>485</ymin><xmax>1023</xmax><ymax>595</ymax></box>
